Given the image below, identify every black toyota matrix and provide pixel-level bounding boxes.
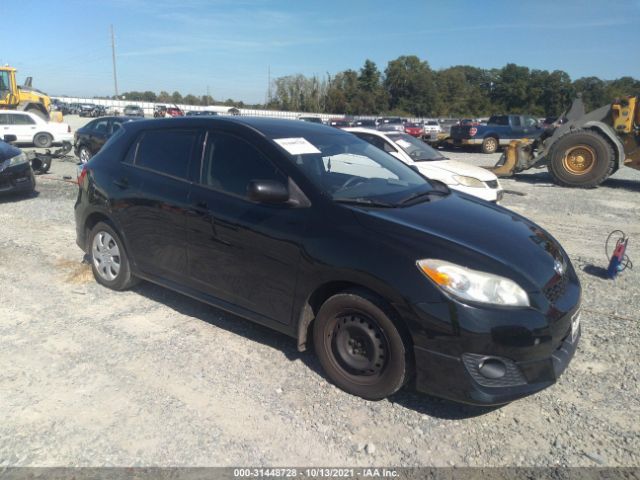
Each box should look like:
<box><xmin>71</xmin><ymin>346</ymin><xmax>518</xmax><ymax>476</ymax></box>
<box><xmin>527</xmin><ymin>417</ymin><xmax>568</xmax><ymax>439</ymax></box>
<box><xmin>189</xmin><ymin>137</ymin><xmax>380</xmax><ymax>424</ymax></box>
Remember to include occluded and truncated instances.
<box><xmin>74</xmin><ymin>117</ymin><xmax>581</xmax><ymax>405</ymax></box>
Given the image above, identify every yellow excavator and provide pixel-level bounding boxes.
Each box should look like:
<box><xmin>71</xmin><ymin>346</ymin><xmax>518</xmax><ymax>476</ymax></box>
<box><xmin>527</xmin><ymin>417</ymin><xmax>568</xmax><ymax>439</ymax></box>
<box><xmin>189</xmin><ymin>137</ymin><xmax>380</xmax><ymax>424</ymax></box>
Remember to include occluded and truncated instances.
<box><xmin>0</xmin><ymin>65</ymin><xmax>55</xmax><ymax>121</ymax></box>
<box><xmin>491</xmin><ymin>96</ymin><xmax>640</xmax><ymax>188</ymax></box>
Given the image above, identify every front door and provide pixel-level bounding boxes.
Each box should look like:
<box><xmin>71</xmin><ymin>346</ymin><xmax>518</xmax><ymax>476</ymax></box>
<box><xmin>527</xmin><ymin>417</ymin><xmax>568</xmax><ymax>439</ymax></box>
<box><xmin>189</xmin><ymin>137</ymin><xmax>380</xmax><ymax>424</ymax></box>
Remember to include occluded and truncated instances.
<box><xmin>187</xmin><ymin>130</ymin><xmax>307</xmax><ymax>324</ymax></box>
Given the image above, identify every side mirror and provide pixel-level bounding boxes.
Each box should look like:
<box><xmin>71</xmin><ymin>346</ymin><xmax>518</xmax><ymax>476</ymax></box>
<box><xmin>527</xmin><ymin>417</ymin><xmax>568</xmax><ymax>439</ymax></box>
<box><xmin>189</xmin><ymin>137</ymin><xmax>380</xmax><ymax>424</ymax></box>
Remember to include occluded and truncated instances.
<box><xmin>3</xmin><ymin>134</ymin><xmax>17</xmax><ymax>143</ymax></box>
<box><xmin>247</xmin><ymin>179</ymin><xmax>289</xmax><ymax>204</ymax></box>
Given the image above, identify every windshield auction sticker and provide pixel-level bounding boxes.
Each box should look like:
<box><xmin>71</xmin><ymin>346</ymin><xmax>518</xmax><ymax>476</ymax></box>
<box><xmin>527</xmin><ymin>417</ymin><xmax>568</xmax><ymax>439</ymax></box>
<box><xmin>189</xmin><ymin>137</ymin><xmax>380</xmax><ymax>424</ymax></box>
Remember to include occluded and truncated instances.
<box><xmin>274</xmin><ymin>137</ymin><xmax>321</xmax><ymax>155</ymax></box>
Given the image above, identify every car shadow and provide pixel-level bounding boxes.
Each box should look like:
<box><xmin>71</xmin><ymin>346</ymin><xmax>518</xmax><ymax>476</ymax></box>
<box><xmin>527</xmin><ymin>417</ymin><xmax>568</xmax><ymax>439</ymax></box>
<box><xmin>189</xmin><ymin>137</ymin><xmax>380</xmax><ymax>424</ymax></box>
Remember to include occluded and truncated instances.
<box><xmin>0</xmin><ymin>190</ymin><xmax>40</xmax><ymax>203</ymax></box>
<box><xmin>131</xmin><ymin>280</ymin><xmax>501</xmax><ymax>420</ymax></box>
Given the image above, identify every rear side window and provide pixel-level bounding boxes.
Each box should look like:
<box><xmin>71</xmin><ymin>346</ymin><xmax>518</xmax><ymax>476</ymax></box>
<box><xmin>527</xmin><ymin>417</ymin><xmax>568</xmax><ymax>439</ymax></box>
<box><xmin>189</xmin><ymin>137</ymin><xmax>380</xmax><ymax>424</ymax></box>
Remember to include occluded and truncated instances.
<box><xmin>135</xmin><ymin>129</ymin><xmax>199</xmax><ymax>180</ymax></box>
<box><xmin>0</xmin><ymin>113</ymin><xmax>12</xmax><ymax>125</ymax></box>
<box><xmin>489</xmin><ymin>116</ymin><xmax>509</xmax><ymax>126</ymax></box>
<box><xmin>12</xmin><ymin>114</ymin><xmax>35</xmax><ymax>125</ymax></box>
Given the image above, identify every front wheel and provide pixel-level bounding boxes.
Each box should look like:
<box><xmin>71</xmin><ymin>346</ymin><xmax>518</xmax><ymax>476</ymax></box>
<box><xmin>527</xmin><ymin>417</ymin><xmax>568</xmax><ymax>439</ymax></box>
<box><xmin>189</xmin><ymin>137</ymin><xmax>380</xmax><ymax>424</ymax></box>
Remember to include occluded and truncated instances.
<box><xmin>547</xmin><ymin>129</ymin><xmax>615</xmax><ymax>188</ymax></box>
<box><xmin>313</xmin><ymin>290</ymin><xmax>412</xmax><ymax>400</ymax></box>
<box><xmin>88</xmin><ymin>222</ymin><xmax>138</xmax><ymax>290</ymax></box>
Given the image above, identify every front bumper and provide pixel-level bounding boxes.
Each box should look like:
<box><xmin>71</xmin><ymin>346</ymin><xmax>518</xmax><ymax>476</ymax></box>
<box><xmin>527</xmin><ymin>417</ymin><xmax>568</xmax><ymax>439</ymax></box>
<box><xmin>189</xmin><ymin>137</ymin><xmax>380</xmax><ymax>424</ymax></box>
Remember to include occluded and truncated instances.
<box><xmin>408</xmin><ymin>276</ymin><xmax>581</xmax><ymax>405</ymax></box>
<box><xmin>0</xmin><ymin>162</ymin><xmax>35</xmax><ymax>195</ymax></box>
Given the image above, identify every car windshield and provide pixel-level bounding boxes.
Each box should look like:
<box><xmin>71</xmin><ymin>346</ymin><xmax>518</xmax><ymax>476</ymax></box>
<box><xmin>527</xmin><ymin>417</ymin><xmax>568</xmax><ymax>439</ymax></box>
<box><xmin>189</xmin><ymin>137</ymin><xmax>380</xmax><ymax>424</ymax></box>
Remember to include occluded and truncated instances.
<box><xmin>274</xmin><ymin>130</ymin><xmax>435</xmax><ymax>206</ymax></box>
<box><xmin>386</xmin><ymin>133</ymin><xmax>446</xmax><ymax>161</ymax></box>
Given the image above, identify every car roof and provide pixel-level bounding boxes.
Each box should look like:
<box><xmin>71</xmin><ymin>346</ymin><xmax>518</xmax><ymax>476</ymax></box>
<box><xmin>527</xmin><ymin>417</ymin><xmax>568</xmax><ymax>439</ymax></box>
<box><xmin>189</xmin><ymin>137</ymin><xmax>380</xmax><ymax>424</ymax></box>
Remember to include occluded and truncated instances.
<box><xmin>120</xmin><ymin>116</ymin><xmax>342</xmax><ymax>139</ymax></box>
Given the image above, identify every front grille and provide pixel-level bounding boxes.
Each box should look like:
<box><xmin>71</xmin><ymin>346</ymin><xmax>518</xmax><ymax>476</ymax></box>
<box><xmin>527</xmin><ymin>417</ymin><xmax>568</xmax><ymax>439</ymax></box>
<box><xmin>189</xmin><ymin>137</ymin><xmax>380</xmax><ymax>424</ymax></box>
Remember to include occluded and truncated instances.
<box><xmin>485</xmin><ymin>180</ymin><xmax>499</xmax><ymax>189</ymax></box>
<box><xmin>543</xmin><ymin>272</ymin><xmax>568</xmax><ymax>304</ymax></box>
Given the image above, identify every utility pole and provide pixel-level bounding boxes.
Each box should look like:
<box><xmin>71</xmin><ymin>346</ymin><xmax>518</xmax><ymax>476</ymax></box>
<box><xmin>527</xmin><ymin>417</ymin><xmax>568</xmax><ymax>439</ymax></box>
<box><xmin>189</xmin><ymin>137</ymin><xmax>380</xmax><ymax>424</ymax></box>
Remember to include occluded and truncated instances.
<box><xmin>111</xmin><ymin>24</ymin><xmax>119</xmax><ymax>97</ymax></box>
<box><xmin>267</xmin><ymin>65</ymin><xmax>271</xmax><ymax>105</ymax></box>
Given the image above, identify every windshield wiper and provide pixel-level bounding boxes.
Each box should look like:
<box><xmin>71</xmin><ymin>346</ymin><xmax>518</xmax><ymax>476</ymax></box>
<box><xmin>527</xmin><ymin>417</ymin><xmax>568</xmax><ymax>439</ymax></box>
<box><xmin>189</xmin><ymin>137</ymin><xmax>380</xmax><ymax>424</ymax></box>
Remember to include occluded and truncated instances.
<box><xmin>334</xmin><ymin>197</ymin><xmax>396</xmax><ymax>208</ymax></box>
<box><xmin>397</xmin><ymin>190</ymin><xmax>436</xmax><ymax>205</ymax></box>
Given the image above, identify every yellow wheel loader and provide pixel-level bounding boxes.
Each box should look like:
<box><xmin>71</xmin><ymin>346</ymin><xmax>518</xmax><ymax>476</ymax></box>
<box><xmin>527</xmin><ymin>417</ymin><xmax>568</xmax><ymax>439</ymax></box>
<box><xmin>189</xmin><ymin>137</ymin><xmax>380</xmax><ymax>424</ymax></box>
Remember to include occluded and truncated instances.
<box><xmin>0</xmin><ymin>66</ymin><xmax>53</xmax><ymax>121</ymax></box>
<box><xmin>491</xmin><ymin>96</ymin><xmax>640</xmax><ymax>188</ymax></box>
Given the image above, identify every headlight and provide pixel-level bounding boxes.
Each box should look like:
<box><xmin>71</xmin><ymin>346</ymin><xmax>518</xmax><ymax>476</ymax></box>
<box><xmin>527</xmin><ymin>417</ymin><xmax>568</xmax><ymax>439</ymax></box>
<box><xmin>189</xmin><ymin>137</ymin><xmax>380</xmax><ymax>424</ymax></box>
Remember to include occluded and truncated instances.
<box><xmin>8</xmin><ymin>153</ymin><xmax>29</xmax><ymax>167</ymax></box>
<box><xmin>453</xmin><ymin>175</ymin><xmax>485</xmax><ymax>188</ymax></box>
<box><xmin>417</xmin><ymin>259</ymin><xmax>530</xmax><ymax>307</ymax></box>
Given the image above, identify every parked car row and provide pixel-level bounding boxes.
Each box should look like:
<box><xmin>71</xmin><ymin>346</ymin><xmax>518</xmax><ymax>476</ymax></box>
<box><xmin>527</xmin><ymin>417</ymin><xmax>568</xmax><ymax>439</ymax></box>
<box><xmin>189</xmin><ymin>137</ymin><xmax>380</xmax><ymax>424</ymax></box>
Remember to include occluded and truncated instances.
<box><xmin>73</xmin><ymin>116</ymin><xmax>581</xmax><ymax>405</ymax></box>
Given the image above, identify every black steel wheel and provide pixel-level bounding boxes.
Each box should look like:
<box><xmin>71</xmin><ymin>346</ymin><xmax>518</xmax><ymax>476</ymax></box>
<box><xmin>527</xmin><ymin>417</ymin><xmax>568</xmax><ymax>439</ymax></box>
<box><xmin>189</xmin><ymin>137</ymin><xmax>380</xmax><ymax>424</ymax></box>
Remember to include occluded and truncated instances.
<box><xmin>313</xmin><ymin>289</ymin><xmax>412</xmax><ymax>400</ymax></box>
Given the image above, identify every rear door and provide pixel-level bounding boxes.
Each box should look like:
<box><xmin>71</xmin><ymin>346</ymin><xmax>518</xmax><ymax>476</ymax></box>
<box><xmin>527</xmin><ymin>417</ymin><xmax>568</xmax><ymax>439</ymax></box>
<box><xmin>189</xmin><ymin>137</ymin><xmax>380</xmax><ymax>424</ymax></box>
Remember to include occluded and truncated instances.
<box><xmin>117</xmin><ymin>127</ymin><xmax>203</xmax><ymax>280</ymax></box>
<box><xmin>9</xmin><ymin>114</ymin><xmax>37</xmax><ymax>142</ymax></box>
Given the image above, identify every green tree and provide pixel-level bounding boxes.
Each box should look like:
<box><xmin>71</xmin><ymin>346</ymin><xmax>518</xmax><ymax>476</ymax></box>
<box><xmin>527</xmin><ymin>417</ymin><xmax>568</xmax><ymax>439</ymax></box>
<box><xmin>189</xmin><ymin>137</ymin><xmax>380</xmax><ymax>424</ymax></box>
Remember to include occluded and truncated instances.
<box><xmin>491</xmin><ymin>63</ymin><xmax>531</xmax><ymax>113</ymax></box>
<box><xmin>357</xmin><ymin>59</ymin><xmax>388</xmax><ymax>113</ymax></box>
<box><xmin>383</xmin><ymin>55</ymin><xmax>437</xmax><ymax>116</ymax></box>
<box><xmin>573</xmin><ymin>77</ymin><xmax>607</xmax><ymax>111</ymax></box>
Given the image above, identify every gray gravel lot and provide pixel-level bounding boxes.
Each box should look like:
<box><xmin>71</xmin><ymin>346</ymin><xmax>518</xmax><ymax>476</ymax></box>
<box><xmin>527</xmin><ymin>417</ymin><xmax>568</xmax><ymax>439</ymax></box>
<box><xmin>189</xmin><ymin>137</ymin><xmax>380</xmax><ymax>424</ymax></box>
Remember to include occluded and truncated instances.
<box><xmin>0</xmin><ymin>116</ymin><xmax>639</xmax><ymax>467</ymax></box>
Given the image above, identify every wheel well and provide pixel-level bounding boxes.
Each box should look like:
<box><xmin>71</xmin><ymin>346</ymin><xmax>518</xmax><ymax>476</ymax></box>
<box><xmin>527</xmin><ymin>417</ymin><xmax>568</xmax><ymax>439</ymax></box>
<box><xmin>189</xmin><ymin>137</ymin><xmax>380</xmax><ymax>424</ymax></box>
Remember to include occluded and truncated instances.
<box><xmin>295</xmin><ymin>281</ymin><xmax>411</xmax><ymax>353</ymax></box>
<box><xmin>483</xmin><ymin>134</ymin><xmax>499</xmax><ymax>140</ymax></box>
<box><xmin>83</xmin><ymin>212</ymin><xmax>111</xmax><ymax>249</ymax></box>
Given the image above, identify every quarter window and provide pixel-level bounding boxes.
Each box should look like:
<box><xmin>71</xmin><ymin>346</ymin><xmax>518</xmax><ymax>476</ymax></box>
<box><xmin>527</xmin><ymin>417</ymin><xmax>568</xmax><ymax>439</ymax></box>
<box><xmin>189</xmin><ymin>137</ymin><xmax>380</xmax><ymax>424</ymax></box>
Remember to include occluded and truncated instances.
<box><xmin>202</xmin><ymin>132</ymin><xmax>285</xmax><ymax>197</ymax></box>
<box><xmin>135</xmin><ymin>129</ymin><xmax>199</xmax><ymax>180</ymax></box>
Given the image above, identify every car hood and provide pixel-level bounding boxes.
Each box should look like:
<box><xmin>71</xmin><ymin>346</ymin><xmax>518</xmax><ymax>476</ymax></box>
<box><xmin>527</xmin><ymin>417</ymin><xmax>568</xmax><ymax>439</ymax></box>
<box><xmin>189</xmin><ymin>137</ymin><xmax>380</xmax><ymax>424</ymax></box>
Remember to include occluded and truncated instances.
<box><xmin>417</xmin><ymin>160</ymin><xmax>498</xmax><ymax>181</ymax></box>
<box><xmin>351</xmin><ymin>192</ymin><xmax>567</xmax><ymax>292</ymax></box>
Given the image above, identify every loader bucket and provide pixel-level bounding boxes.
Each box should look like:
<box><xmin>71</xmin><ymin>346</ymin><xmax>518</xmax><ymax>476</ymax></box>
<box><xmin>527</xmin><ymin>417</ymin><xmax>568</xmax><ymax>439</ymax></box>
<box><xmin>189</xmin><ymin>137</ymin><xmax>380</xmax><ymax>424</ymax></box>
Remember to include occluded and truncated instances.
<box><xmin>489</xmin><ymin>139</ymin><xmax>535</xmax><ymax>177</ymax></box>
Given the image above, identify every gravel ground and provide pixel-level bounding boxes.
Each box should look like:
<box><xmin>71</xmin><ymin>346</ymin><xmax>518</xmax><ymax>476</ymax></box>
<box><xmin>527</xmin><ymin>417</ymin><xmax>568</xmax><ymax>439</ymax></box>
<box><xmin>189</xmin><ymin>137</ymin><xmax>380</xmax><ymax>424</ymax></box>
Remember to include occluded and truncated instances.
<box><xmin>0</xmin><ymin>117</ymin><xmax>638</xmax><ymax>467</ymax></box>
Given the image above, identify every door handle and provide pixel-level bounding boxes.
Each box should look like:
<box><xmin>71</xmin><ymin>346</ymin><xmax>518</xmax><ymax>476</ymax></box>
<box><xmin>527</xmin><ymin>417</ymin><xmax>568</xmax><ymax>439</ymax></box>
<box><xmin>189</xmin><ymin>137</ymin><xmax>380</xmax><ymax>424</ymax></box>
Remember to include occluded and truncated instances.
<box><xmin>113</xmin><ymin>177</ymin><xmax>129</xmax><ymax>189</ymax></box>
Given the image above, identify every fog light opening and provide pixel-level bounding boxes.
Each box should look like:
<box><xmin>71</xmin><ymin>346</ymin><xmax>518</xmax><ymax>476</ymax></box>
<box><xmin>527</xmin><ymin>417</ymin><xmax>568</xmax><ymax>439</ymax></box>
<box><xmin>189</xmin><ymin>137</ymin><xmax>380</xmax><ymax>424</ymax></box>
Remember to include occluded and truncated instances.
<box><xmin>478</xmin><ymin>358</ymin><xmax>507</xmax><ymax>379</ymax></box>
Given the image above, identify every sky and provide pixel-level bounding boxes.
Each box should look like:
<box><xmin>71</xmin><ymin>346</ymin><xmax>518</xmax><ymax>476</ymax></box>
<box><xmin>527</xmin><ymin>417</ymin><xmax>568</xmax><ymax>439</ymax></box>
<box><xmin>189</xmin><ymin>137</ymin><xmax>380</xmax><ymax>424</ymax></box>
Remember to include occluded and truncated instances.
<box><xmin>2</xmin><ymin>0</ymin><xmax>639</xmax><ymax>104</ymax></box>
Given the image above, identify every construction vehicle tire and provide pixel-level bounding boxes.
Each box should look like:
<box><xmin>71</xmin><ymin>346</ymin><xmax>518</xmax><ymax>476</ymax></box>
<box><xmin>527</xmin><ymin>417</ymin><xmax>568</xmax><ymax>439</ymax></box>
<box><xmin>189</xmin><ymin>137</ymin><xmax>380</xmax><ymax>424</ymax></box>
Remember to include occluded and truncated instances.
<box><xmin>547</xmin><ymin>129</ymin><xmax>615</xmax><ymax>188</ymax></box>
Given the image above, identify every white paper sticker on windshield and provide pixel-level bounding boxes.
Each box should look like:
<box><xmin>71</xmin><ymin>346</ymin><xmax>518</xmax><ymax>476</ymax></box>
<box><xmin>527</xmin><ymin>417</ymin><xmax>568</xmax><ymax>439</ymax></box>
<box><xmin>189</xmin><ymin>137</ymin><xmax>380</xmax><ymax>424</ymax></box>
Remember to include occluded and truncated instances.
<box><xmin>395</xmin><ymin>139</ymin><xmax>412</xmax><ymax>149</ymax></box>
<box><xmin>274</xmin><ymin>137</ymin><xmax>321</xmax><ymax>155</ymax></box>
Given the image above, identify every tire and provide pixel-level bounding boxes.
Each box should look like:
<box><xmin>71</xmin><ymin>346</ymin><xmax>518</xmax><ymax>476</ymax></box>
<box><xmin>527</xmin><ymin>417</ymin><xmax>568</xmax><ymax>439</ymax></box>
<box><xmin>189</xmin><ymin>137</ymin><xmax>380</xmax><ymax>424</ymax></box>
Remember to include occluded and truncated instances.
<box><xmin>88</xmin><ymin>221</ymin><xmax>138</xmax><ymax>291</ymax></box>
<box><xmin>547</xmin><ymin>129</ymin><xmax>616</xmax><ymax>188</ymax></box>
<box><xmin>481</xmin><ymin>136</ymin><xmax>499</xmax><ymax>154</ymax></box>
<box><xmin>313</xmin><ymin>289</ymin><xmax>412</xmax><ymax>400</ymax></box>
<box><xmin>78</xmin><ymin>145</ymin><xmax>92</xmax><ymax>164</ymax></box>
<box><xmin>33</xmin><ymin>132</ymin><xmax>53</xmax><ymax>148</ymax></box>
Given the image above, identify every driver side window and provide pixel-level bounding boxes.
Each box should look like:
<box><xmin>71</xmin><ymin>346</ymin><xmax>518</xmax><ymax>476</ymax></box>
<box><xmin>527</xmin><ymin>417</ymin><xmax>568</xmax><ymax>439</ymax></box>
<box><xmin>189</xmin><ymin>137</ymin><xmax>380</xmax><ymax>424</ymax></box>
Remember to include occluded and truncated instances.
<box><xmin>202</xmin><ymin>131</ymin><xmax>285</xmax><ymax>198</ymax></box>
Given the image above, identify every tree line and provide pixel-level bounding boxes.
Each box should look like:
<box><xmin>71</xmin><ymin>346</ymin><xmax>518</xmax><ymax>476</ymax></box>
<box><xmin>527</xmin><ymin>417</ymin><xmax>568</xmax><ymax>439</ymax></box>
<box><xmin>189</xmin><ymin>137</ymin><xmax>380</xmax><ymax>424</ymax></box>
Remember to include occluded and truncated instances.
<box><xmin>116</xmin><ymin>55</ymin><xmax>639</xmax><ymax>118</ymax></box>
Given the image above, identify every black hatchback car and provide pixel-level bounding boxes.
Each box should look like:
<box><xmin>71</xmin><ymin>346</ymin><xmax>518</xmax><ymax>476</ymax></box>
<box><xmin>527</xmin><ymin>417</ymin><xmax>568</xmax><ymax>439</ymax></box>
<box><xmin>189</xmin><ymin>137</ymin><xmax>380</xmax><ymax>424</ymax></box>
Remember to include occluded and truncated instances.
<box><xmin>74</xmin><ymin>117</ymin><xmax>581</xmax><ymax>405</ymax></box>
<box><xmin>74</xmin><ymin>116</ymin><xmax>143</xmax><ymax>163</ymax></box>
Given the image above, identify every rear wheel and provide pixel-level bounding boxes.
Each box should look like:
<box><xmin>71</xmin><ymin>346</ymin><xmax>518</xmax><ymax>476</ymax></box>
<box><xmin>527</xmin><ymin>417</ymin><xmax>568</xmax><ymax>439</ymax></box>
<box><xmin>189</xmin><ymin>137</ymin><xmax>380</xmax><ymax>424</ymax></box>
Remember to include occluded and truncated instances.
<box><xmin>313</xmin><ymin>290</ymin><xmax>412</xmax><ymax>400</ymax></box>
<box><xmin>481</xmin><ymin>136</ymin><xmax>499</xmax><ymax>154</ymax></box>
<box><xmin>33</xmin><ymin>132</ymin><xmax>53</xmax><ymax>148</ymax></box>
<box><xmin>547</xmin><ymin>130</ymin><xmax>615</xmax><ymax>188</ymax></box>
<box><xmin>88</xmin><ymin>222</ymin><xmax>138</xmax><ymax>290</ymax></box>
